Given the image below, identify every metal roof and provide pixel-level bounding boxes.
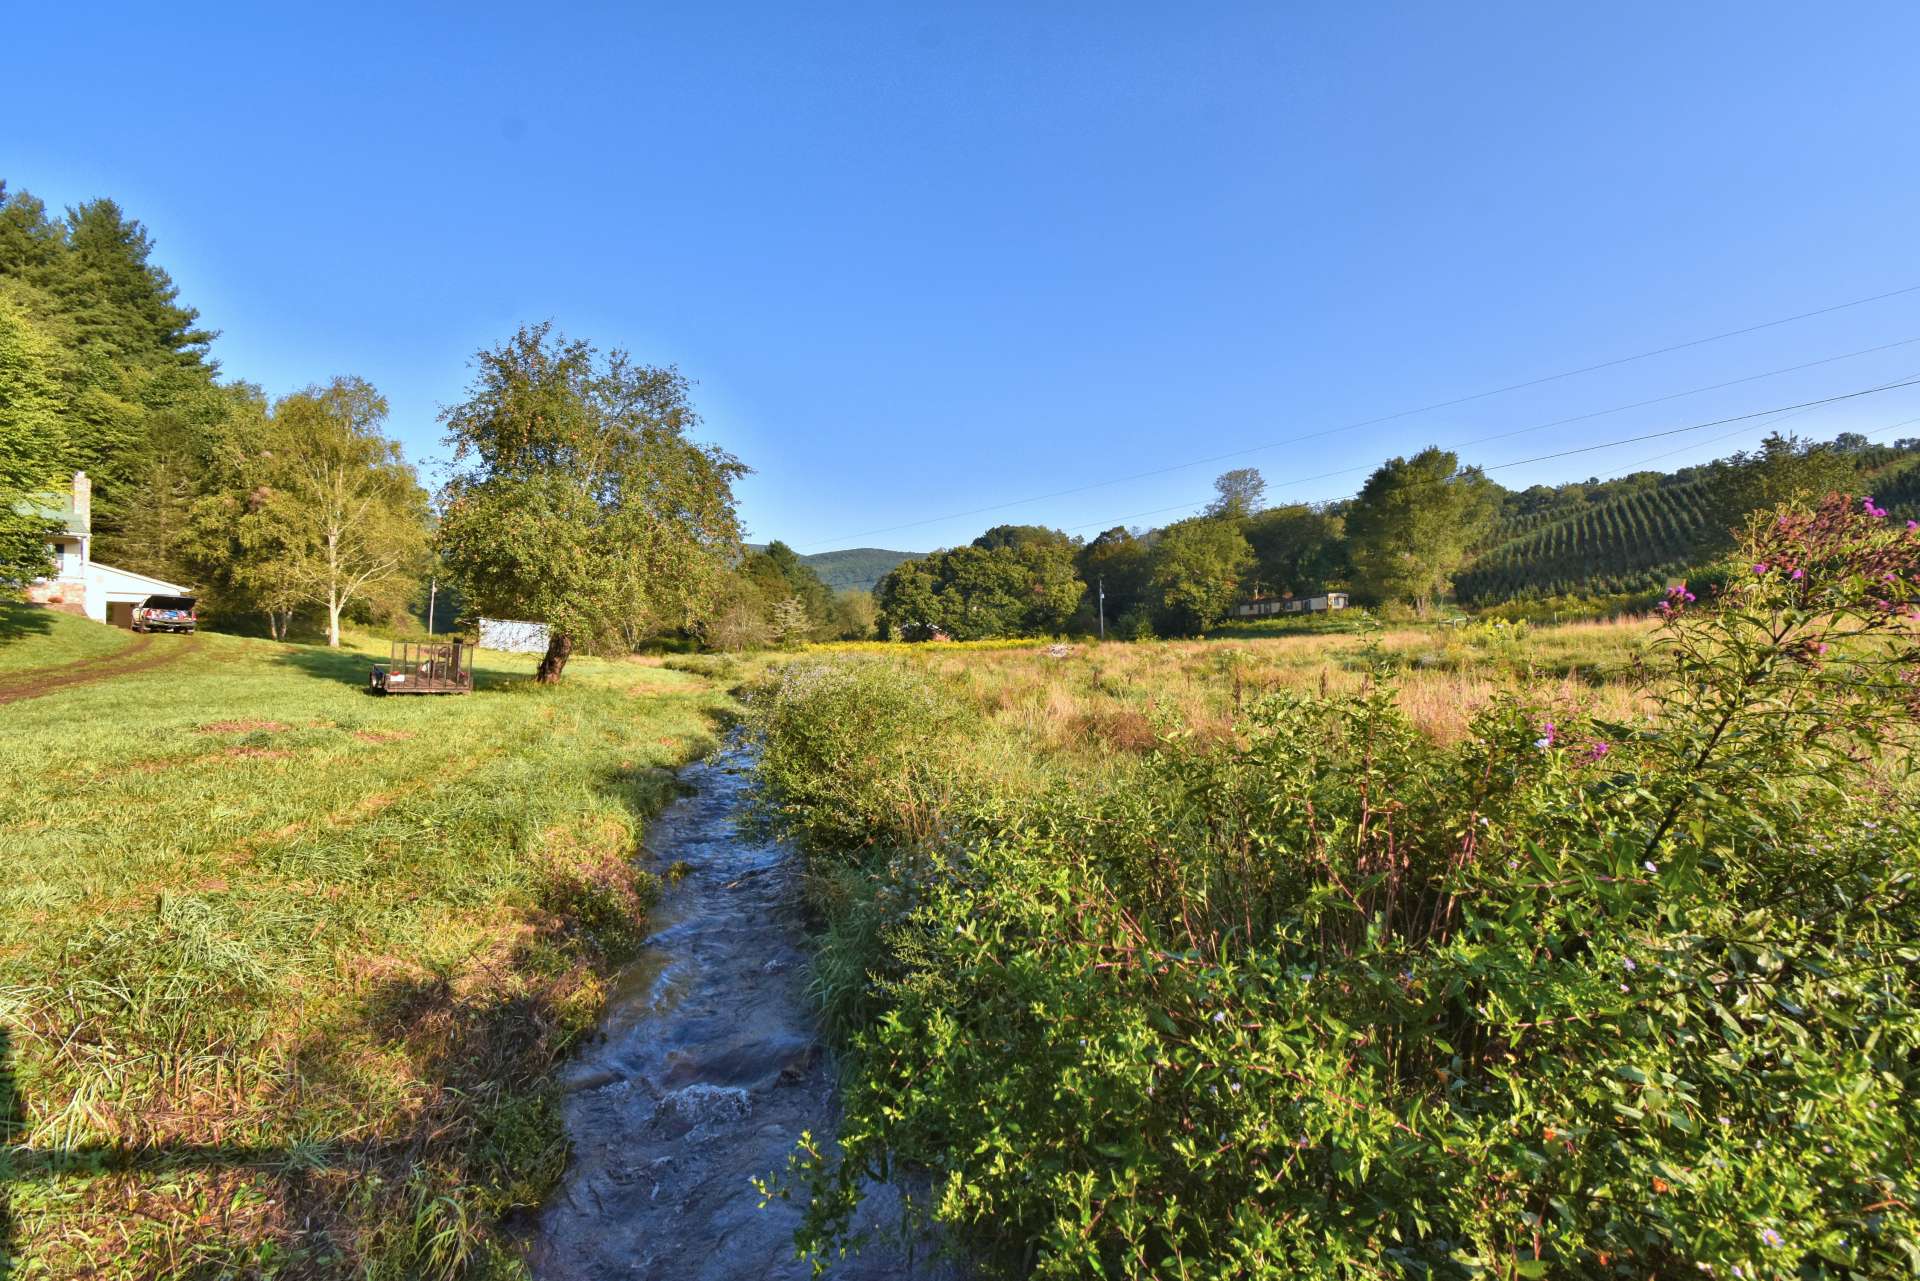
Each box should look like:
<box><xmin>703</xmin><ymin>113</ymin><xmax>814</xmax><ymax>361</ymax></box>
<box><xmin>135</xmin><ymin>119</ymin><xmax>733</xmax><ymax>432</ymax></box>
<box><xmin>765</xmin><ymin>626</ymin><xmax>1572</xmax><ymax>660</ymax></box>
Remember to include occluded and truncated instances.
<box><xmin>14</xmin><ymin>492</ymin><xmax>85</xmax><ymax>537</ymax></box>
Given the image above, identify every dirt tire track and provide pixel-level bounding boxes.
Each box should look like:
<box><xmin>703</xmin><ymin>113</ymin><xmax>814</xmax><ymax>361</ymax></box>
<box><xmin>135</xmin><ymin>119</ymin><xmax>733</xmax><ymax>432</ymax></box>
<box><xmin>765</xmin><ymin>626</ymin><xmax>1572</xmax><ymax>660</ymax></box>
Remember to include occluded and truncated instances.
<box><xmin>0</xmin><ymin>634</ymin><xmax>194</xmax><ymax>705</ymax></box>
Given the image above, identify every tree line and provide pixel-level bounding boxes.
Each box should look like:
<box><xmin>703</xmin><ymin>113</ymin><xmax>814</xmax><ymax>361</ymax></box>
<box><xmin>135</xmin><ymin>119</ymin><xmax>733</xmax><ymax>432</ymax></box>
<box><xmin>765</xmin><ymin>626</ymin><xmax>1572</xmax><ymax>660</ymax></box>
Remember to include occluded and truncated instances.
<box><xmin>0</xmin><ymin>181</ymin><xmax>434</xmax><ymax>641</ymax></box>
<box><xmin>873</xmin><ymin>433</ymin><xmax>1920</xmax><ymax>639</ymax></box>
<box><xmin>0</xmin><ymin>180</ymin><xmax>768</xmax><ymax>677</ymax></box>
<box><xmin>9</xmin><ymin>177</ymin><xmax>1916</xmax><ymax>658</ymax></box>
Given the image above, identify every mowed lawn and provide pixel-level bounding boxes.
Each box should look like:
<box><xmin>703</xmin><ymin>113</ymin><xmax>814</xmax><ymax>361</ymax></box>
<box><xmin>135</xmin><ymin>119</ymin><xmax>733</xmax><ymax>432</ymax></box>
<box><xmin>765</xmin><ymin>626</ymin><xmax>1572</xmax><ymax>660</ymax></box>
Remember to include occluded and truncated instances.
<box><xmin>0</xmin><ymin>621</ymin><xmax>730</xmax><ymax>1278</ymax></box>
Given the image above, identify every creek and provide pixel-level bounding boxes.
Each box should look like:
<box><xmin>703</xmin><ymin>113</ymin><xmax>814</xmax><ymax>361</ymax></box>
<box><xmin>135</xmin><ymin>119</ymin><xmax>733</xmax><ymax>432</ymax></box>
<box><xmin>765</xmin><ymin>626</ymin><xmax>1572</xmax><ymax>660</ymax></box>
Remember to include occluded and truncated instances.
<box><xmin>531</xmin><ymin>747</ymin><xmax>954</xmax><ymax>1280</ymax></box>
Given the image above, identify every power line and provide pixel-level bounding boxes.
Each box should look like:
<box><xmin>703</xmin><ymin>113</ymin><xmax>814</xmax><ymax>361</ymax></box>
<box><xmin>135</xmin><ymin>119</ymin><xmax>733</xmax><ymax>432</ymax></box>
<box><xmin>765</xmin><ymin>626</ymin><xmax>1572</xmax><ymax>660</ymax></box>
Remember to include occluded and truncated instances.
<box><xmin>800</xmin><ymin>282</ymin><xmax>1920</xmax><ymax>549</ymax></box>
<box><xmin>1055</xmin><ymin>374</ymin><xmax>1920</xmax><ymax>536</ymax></box>
<box><xmin>1621</xmin><ymin>390</ymin><xmax>1920</xmax><ymax>470</ymax></box>
<box><xmin>1446</xmin><ymin>335</ymin><xmax>1920</xmax><ymax>452</ymax></box>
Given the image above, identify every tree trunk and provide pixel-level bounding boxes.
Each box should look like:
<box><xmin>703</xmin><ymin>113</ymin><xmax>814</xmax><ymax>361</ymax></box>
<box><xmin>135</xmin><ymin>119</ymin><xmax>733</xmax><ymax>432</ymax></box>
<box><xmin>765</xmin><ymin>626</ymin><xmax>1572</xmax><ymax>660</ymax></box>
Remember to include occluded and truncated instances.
<box><xmin>535</xmin><ymin>632</ymin><xmax>573</xmax><ymax>684</ymax></box>
<box><xmin>327</xmin><ymin>596</ymin><xmax>342</xmax><ymax>648</ymax></box>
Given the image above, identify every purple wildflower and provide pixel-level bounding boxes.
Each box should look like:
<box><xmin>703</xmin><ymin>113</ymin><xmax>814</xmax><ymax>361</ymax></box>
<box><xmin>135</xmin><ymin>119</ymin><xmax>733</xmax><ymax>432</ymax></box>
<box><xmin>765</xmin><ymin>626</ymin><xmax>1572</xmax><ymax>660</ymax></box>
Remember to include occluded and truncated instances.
<box><xmin>1753</xmin><ymin>563</ymin><xmax>1769</xmax><ymax>575</ymax></box>
<box><xmin>1761</xmin><ymin>1228</ymin><xmax>1783</xmax><ymax>1248</ymax></box>
<box><xmin>1790</xmin><ymin>568</ymin><xmax>1804</xmax><ymax>581</ymax></box>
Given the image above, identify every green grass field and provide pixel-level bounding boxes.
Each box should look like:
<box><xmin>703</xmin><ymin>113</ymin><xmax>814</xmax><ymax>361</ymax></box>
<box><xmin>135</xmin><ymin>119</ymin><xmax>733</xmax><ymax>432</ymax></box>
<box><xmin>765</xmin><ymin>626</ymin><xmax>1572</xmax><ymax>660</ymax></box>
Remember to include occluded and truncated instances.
<box><xmin>0</xmin><ymin>618</ymin><xmax>730</xmax><ymax>1277</ymax></box>
<box><xmin>0</xmin><ymin>604</ymin><xmax>135</xmax><ymax>675</ymax></box>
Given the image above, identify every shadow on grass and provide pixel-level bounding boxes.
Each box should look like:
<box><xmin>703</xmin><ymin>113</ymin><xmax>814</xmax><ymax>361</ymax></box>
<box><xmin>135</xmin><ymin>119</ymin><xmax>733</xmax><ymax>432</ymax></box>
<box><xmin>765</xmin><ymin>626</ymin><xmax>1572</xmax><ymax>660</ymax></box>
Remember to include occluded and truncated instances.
<box><xmin>0</xmin><ymin>605</ymin><xmax>55</xmax><ymax>649</ymax></box>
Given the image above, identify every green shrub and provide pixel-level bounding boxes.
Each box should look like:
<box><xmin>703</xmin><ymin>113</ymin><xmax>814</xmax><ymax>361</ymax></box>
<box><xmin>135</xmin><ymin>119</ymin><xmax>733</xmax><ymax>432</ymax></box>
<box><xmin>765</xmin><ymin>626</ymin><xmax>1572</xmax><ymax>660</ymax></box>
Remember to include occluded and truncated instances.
<box><xmin>745</xmin><ymin>659</ymin><xmax>976</xmax><ymax>853</ymax></box>
<box><xmin>761</xmin><ymin>497</ymin><xmax>1920</xmax><ymax>1278</ymax></box>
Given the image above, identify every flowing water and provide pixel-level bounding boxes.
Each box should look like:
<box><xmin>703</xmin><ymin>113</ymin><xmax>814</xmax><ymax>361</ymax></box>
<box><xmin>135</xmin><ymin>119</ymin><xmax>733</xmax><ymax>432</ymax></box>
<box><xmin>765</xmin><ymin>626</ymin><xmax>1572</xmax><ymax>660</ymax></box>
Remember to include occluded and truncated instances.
<box><xmin>531</xmin><ymin>748</ymin><xmax>954</xmax><ymax>1281</ymax></box>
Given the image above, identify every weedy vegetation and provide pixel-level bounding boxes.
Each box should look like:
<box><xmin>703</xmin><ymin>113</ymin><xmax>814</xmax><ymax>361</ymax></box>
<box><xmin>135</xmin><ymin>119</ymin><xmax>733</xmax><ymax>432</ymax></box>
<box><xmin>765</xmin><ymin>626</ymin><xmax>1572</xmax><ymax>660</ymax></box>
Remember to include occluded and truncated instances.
<box><xmin>748</xmin><ymin>497</ymin><xmax>1920</xmax><ymax>1279</ymax></box>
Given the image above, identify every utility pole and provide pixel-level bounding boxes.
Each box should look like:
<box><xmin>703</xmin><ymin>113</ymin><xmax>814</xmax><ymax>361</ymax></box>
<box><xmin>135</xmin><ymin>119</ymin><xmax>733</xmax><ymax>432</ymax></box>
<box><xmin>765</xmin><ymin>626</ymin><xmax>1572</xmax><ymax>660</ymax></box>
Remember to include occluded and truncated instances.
<box><xmin>1097</xmin><ymin>574</ymin><xmax>1106</xmax><ymax>641</ymax></box>
<box><xmin>427</xmin><ymin>576</ymin><xmax>437</xmax><ymax>637</ymax></box>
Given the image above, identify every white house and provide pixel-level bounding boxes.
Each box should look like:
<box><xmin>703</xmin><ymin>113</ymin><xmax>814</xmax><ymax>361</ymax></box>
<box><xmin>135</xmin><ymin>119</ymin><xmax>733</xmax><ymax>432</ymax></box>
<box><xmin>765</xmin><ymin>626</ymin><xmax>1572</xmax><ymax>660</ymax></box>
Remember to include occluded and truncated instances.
<box><xmin>19</xmin><ymin>472</ymin><xmax>193</xmax><ymax>626</ymax></box>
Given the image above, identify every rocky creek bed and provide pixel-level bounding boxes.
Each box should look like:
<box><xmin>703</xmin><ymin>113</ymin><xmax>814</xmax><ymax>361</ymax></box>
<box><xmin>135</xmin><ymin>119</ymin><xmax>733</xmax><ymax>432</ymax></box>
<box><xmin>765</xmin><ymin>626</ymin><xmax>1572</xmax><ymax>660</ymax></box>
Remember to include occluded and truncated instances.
<box><xmin>531</xmin><ymin>747</ymin><xmax>955</xmax><ymax>1280</ymax></box>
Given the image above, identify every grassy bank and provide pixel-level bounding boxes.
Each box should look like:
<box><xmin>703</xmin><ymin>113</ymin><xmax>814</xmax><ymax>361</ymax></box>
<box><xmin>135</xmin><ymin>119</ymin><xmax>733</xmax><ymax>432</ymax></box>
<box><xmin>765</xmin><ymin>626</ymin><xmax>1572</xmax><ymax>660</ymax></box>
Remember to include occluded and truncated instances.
<box><xmin>1</xmin><ymin>623</ymin><xmax>729</xmax><ymax>1277</ymax></box>
<box><xmin>748</xmin><ymin>503</ymin><xmax>1920</xmax><ymax>1278</ymax></box>
<box><xmin>0</xmin><ymin>604</ymin><xmax>135</xmax><ymax>675</ymax></box>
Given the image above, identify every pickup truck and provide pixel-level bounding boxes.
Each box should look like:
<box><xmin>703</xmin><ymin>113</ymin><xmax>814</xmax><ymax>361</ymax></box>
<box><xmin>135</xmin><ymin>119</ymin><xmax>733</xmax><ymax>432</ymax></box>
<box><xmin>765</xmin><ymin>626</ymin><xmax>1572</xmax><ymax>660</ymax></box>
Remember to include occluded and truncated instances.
<box><xmin>132</xmin><ymin>594</ymin><xmax>198</xmax><ymax>634</ymax></box>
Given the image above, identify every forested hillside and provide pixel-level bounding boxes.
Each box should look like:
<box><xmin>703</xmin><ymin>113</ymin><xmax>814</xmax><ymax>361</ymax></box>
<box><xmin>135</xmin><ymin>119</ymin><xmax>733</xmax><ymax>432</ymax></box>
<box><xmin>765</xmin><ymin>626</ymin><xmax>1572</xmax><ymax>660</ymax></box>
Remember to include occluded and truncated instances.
<box><xmin>744</xmin><ymin>544</ymin><xmax>917</xmax><ymax>592</ymax></box>
<box><xmin>796</xmin><ymin>546</ymin><xmax>917</xmax><ymax>592</ymax></box>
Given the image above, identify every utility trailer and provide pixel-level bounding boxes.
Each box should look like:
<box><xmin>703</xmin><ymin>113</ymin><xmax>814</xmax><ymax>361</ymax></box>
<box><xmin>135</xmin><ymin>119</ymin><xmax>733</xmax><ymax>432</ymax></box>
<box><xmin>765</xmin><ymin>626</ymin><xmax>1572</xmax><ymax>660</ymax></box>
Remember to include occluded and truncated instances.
<box><xmin>369</xmin><ymin>639</ymin><xmax>473</xmax><ymax>695</ymax></box>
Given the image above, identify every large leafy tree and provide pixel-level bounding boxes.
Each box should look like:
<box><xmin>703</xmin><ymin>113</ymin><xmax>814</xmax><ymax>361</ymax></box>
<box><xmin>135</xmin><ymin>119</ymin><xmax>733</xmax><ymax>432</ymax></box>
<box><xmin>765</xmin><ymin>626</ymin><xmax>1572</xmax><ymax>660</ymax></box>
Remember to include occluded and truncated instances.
<box><xmin>1205</xmin><ymin>467</ymin><xmax>1268</xmax><ymax>520</ymax></box>
<box><xmin>1244</xmin><ymin>503</ymin><xmax>1347</xmax><ymax>596</ymax></box>
<box><xmin>740</xmin><ymin>540</ymin><xmax>835</xmax><ymax>632</ymax></box>
<box><xmin>1147</xmin><ymin>516</ymin><xmax>1252</xmax><ymax>634</ymax></box>
<box><xmin>1706</xmin><ymin>433</ymin><xmax>1858</xmax><ymax>536</ymax></box>
<box><xmin>1345</xmin><ymin>447</ymin><xmax>1499</xmax><ymax>611</ymax></box>
<box><xmin>0</xmin><ymin>183</ymin><xmax>221</xmax><ymax>570</ymax></box>
<box><xmin>238</xmin><ymin>378</ymin><xmax>429</xmax><ymax>646</ymax></box>
<box><xmin>1076</xmin><ymin>525</ymin><xmax>1152</xmax><ymax>627</ymax></box>
<box><xmin>437</xmin><ymin>323</ymin><xmax>747</xmax><ymax>682</ymax></box>
<box><xmin>873</xmin><ymin>527</ymin><xmax>1082</xmax><ymax>640</ymax></box>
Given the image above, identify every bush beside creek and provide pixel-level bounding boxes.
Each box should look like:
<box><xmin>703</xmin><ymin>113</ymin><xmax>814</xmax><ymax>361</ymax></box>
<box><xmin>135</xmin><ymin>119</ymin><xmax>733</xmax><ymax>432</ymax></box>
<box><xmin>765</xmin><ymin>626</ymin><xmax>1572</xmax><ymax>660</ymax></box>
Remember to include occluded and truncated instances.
<box><xmin>747</xmin><ymin>497</ymin><xmax>1920</xmax><ymax>1280</ymax></box>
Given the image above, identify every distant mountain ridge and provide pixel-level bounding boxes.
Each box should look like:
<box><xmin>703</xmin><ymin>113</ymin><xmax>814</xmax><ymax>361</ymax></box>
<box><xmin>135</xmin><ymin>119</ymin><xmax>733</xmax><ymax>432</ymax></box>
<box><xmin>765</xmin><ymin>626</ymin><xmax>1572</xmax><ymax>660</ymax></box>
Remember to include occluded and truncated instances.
<box><xmin>744</xmin><ymin>545</ymin><xmax>920</xmax><ymax>593</ymax></box>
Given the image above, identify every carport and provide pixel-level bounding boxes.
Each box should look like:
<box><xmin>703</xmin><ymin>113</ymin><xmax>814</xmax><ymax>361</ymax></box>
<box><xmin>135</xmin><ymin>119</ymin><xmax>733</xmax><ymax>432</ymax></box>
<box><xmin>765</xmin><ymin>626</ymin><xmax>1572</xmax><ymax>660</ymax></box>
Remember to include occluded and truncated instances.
<box><xmin>87</xmin><ymin>562</ymin><xmax>192</xmax><ymax>627</ymax></box>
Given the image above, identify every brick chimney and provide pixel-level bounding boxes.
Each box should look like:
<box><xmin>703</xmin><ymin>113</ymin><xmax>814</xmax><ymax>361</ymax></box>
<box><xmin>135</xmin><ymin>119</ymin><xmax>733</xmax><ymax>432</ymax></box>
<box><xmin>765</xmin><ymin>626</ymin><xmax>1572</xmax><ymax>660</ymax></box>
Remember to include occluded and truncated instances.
<box><xmin>73</xmin><ymin>471</ymin><xmax>91</xmax><ymax>529</ymax></box>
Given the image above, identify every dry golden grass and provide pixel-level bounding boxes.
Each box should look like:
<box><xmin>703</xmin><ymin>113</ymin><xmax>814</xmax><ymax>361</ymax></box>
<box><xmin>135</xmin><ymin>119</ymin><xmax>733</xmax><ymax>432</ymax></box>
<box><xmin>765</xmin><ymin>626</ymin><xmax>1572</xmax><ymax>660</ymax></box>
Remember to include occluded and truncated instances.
<box><xmin>791</xmin><ymin>617</ymin><xmax>1658</xmax><ymax>756</ymax></box>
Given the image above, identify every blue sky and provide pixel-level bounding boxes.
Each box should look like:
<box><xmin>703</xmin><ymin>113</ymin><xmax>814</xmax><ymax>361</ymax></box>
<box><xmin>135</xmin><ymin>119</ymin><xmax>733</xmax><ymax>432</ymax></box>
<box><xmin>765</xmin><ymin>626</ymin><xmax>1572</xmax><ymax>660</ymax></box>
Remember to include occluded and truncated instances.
<box><xmin>9</xmin><ymin>2</ymin><xmax>1920</xmax><ymax>552</ymax></box>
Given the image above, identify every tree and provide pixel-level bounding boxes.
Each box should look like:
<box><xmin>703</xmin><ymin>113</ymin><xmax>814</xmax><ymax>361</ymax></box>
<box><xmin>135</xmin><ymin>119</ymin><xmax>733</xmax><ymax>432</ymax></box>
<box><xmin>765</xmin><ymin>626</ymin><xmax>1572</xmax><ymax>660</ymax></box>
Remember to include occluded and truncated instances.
<box><xmin>0</xmin><ymin>286</ymin><xmax>72</xmax><ymax>590</ymax></box>
<box><xmin>437</xmin><ymin>323</ymin><xmax>747</xmax><ymax>682</ymax></box>
<box><xmin>1244</xmin><ymin>503</ymin><xmax>1346</xmax><ymax>596</ymax></box>
<box><xmin>872</xmin><ymin>528</ymin><xmax>1083</xmax><ymax>641</ymax></box>
<box><xmin>1345</xmin><ymin>447</ymin><xmax>1498</xmax><ymax>611</ymax></box>
<box><xmin>1147</xmin><ymin>517</ymin><xmax>1252</xmax><ymax>634</ymax></box>
<box><xmin>769</xmin><ymin>596</ymin><xmax>812</xmax><ymax>649</ymax></box>
<box><xmin>241</xmin><ymin>378</ymin><xmax>429</xmax><ymax>646</ymax></box>
<box><xmin>1075</xmin><ymin>526</ymin><xmax>1151</xmax><ymax>628</ymax></box>
<box><xmin>1206</xmin><ymin>468</ymin><xmax>1267</xmax><ymax>520</ymax></box>
<box><xmin>738</xmin><ymin>540</ymin><xmax>835</xmax><ymax>639</ymax></box>
<box><xmin>827</xmin><ymin>588</ymin><xmax>878</xmax><ymax>640</ymax></box>
<box><xmin>0</xmin><ymin>184</ymin><xmax>222</xmax><ymax>564</ymax></box>
<box><xmin>1707</xmin><ymin>433</ymin><xmax>1858</xmax><ymax>536</ymax></box>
